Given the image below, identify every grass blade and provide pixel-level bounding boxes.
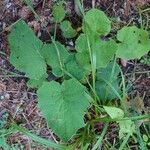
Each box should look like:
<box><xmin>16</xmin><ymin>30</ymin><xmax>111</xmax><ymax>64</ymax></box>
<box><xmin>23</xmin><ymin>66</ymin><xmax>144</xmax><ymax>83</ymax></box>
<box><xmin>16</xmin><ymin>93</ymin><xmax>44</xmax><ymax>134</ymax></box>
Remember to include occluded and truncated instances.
<box><xmin>119</xmin><ymin>132</ymin><xmax>130</xmax><ymax>150</ymax></box>
<box><xmin>13</xmin><ymin>124</ymin><xmax>67</xmax><ymax>150</ymax></box>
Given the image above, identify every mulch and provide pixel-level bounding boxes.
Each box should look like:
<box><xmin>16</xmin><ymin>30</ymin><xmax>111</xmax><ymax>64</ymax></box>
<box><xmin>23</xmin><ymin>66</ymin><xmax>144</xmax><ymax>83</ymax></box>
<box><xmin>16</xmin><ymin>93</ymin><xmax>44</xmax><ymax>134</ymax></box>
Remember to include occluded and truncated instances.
<box><xmin>0</xmin><ymin>0</ymin><xmax>150</xmax><ymax>149</ymax></box>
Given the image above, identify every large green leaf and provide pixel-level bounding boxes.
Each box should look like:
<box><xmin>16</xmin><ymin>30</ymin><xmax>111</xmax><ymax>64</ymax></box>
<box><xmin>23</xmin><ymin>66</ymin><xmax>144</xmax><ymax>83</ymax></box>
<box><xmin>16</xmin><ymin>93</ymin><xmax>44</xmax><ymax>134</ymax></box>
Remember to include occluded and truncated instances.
<box><xmin>41</xmin><ymin>42</ymin><xmax>70</xmax><ymax>77</ymax></box>
<box><xmin>65</xmin><ymin>54</ymin><xmax>88</xmax><ymax>80</ymax></box>
<box><xmin>37</xmin><ymin>79</ymin><xmax>90</xmax><ymax>142</ymax></box>
<box><xmin>60</xmin><ymin>20</ymin><xmax>77</xmax><ymax>38</ymax></box>
<box><xmin>9</xmin><ymin>20</ymin><xmax>47</xmax><ymax>80</ymax></box>
<box><xmin>96</xmin><ymin>62</ymin><xmax>121</xmax><ymax>100</ymax></box>
<box><xmin>83</xmin><ymin>9</ymin><xmax>111</xmax><ymax>37</ymax></box>
<box><xmin>75</xmin><ymin>34</ymin><xmax>117</xmax><ymax>71</ymax></box>
<box><xmin>93</xmin><ymin>40</ymin><xmax>118</xmax><ymax>68</ymax></box>
<box><xmin>52</xmin><ymin>1</ymin><xmax>66</xmax><ymax>23</ymax></box>
<box><xmin>116</xmin><ymin>26</ymin><xmax>150</xmax><ymax>60</ymax></box>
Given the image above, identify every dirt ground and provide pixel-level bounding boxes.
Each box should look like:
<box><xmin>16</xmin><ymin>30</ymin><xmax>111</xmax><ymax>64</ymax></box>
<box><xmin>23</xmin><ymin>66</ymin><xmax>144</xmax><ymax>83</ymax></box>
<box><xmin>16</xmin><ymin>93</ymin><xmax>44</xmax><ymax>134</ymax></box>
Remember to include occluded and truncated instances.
<box><xmin>0</xmin><ymin>0</ymin><xmax>150</xmax><ymax>149</ymax></box>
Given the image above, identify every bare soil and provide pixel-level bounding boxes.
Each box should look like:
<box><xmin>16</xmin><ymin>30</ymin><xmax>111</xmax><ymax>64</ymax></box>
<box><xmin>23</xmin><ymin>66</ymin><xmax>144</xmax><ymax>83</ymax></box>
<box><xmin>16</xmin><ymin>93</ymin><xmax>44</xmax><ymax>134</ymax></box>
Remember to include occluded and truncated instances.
<box><xmin>0</xmin><ymin>0</ymin><xmax>150</xmax><ymax>149</ymax></box>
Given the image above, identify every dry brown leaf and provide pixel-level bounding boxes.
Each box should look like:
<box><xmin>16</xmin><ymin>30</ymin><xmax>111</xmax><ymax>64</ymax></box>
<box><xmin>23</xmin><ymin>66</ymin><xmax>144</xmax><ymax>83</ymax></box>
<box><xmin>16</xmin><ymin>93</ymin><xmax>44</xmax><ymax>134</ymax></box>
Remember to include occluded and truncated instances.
<box><xmin>28</xmin><ymin>20</ymin><xmax>40</xmax><ymax>33</ymax></box>
<box><xmin>134</xmin><ymin>95</ymin><xmax>144</xmax><ymax>113</ymax></box>
<box><xmin>120</xmin><ymin>59</ymin><xmax>127</xmax><ymax>67</ymax></box>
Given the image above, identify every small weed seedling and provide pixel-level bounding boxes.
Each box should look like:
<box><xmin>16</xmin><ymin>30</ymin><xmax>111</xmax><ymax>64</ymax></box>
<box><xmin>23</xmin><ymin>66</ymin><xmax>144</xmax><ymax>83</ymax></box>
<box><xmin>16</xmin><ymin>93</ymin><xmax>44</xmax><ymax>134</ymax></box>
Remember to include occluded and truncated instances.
<box><xmin>4</xmin><ymin>1</ymin><xmax>150</xmax><ymax>149</ymax></box>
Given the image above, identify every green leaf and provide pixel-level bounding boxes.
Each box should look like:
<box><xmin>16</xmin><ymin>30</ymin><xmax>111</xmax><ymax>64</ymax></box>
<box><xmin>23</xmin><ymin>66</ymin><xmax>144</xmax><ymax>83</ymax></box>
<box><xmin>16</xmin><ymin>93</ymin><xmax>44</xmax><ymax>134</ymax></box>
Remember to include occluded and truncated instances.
<box><xmin>75</xmin><ymin>34</ymin><xmax>117</xmax><ymax>70</ymax></box>
<box><xmin>104</xmin><ymin>106</ymin><xmax>135</xmax><ymax>139</ymax></box>
<box><xmin>83</xmin><ymin>9</ymin><xmax>111</xmax><ymax>36</ymax></box>
<box><xmin>65</xmin><ymin>54</ymin><xmax>89</xmax><ymax>80</ymax></box>
<box><xmin>143</xmin><ymin>134</ymin><xmax>149</xmax><ymax>142</ymax></box>
<box><xmin>116</xmin><ymin>26</ymin><xmax>150</xmax><ymax>60</ymax></box>
<box><xmin>52</xmin><ymin>1</ymin><xmax>66</xmax><ymax>23</ymax></box>
<box><xmin>9</xmin><ymin>20</ymin><xmax>47</xmax><ymax>80</ymax></box>
<box><xmin>60</xmin><ymin>20</ymin><xmax>77</xmax><ymax>38</ymax></box>
<box><xmin>93</xmin><ymin>40</ymin><xmax>118</xmax><ymax>68</ymax></box>
<box><xmin>75</xmin><ymin>34</ymin><xmax>91</xmax><ymax>71</ymax></box>
<box><xmin>103</xmin><ymin>106</ymin><xmax>124</xmax><ymax>119</ymax></box>
<box><xmin>41</xmin><ymin>42</ymin><xmax>70</xmax><ymax>77</ymax></box>
<box><xmin>118</xmin><ymin>119</ymin><xmax>136</xmax><ymax>139</ymax></box>
<box><xmin>27</xmin><ymin>74</ymin><xmax>47</xmax><ymax>88</ymax></box>
<box><xmin>96</xmin><ymin>62</ymin><xmax>120</xmax><ymax>81</ymax></box>
<box><xmin>37</xmin><ymin>79</ymin><xmax>90</xmax><ymax>142</ymax></box>
<box><xmin>96</xmin><ymin>62</ymin><xmax>121</xmax><ymax>100</ymax></box>
<box><xmin>75</xmin><ymin>52</ymin><xmax>91</xmax><ymax>71</ymax></box>
<box><xmin>75</xmin><ymin>34</ymin><xmax>89</xmax><ymax>53</ymax></box>
<box><xmin>0</xmin><ymin>137</ymin><xmax>10</xmax><ymax>150</ymax></box>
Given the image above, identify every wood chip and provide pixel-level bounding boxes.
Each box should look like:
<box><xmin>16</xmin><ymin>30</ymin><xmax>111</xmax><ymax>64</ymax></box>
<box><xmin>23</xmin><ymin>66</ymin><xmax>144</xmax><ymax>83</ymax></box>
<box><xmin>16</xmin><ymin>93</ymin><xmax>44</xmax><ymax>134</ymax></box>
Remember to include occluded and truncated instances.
<box><xmin>0</xmin><ymin>83</ymin><xmax>6</xmax><ymax>92</ymax></box>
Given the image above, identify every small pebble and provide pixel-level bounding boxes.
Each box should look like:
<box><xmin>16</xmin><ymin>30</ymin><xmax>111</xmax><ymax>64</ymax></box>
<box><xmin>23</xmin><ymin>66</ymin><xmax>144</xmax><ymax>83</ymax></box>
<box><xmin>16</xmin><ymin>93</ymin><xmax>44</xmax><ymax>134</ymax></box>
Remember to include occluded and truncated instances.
<box><xmin>0</xmin><ymin>95</ymin><xmax>5</xmax><ymax>100</ymax></box>
<box><xmin>4</xmin><ymin>93</ymin><xmax>10</xmax><ymax>99</ymax></box>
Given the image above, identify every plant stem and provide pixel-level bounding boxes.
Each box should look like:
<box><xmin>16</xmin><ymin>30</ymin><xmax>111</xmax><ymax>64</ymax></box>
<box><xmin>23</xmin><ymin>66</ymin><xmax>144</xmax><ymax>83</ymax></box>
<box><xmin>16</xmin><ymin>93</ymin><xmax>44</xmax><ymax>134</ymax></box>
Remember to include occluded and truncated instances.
<box><xmin>0</xmin><ymin>51</ymin><xmax>7</xmax><ymax>56</ymax></box>
<box><xmin>100</xmin><ymin>77</ymin><xmax>122</xmax><ymax>100</ymax></box>
<box><xmin>86</xmin><ymin>35</ymin><xmax>96</xmax><ymax>92</ymax></box>
<box><xmin>119</xmin><ymin>68</ymin><xmax>128</xmax><ymax>115</ymax></box>
<box><xmin>51</xmin><ymin>37</ymin><xmax>65</xmax><ymax>75</ymax></box>
<box><xmin>89</xmin><ymin>114</ymin><xmax>150</xmax><ymax>124</ymax></box>
<box><xmin>118</xmin><ymin>132</ymin><xmax>130</xmax><ymax>150</ymax></box>
<box><xmin>0</xmin><ymin>68</ymin><xmax>26</xmax><ymax>78</ymax></box>
<box><xmin>54</xmin><ymin>22</ymin><xmax>57</xmax><ymax>41</ymax></box>
<box><xmin>103</xmin><ymin>57</ymin><xmax>117</xmax><ymax>101</ymax></box>
<box><xmin>24</xmin><ymin>0</ymin><xmax>41</xmax><ymax>21</ymax></box>
<box><xmin>141</xmin><ymin>7</ymin><xmax>150</xmax><ymax>13</ymax></box>
<box><xmin>85</xmin><ymin>77</ymin><xmax>99</xmax><ymax>101</ymax></box>
<box><xmin>75</xmin><ymin>0</ymin><xmax>98</xmax><ymax>112</ymax></box>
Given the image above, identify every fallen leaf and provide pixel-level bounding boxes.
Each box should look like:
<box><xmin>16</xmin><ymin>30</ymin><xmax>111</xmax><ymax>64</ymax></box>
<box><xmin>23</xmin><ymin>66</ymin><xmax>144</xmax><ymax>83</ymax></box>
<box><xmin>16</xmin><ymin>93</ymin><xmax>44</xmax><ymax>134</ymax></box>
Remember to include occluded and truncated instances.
<box><xmin>120</xmin><ymin>59</ymin><xmax>127</xmax><ymax>67</ymax></box>
<box><xmin>134</xmin><ymin>95</ymin><xmax>144</xmax><ymax>113</ymax></box>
